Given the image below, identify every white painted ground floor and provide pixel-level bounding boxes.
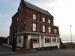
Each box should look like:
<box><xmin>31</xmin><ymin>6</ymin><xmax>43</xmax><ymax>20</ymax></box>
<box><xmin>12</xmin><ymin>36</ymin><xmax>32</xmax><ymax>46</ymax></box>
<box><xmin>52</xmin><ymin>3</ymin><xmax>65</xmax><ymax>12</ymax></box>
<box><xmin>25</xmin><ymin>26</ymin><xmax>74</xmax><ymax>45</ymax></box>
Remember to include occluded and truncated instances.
<box><xmin>16</xmin><ymin>34</ymin><xmax>60</xmax><ymax>50</ymax></box>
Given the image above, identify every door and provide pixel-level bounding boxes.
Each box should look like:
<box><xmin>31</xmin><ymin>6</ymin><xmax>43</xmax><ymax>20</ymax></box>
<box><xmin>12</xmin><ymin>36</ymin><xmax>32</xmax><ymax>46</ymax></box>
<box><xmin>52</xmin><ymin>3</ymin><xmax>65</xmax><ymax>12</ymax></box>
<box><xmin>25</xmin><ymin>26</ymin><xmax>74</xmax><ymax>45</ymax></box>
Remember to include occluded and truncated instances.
<box><xmin>23</xmin><ymin>36</ymin><xmax>27</xmax><ymax>49</ymax></box>
<box><xmin>30</xmin><ymin>39</ymin><xmax>33</xmax><ymax>49</ymax></box>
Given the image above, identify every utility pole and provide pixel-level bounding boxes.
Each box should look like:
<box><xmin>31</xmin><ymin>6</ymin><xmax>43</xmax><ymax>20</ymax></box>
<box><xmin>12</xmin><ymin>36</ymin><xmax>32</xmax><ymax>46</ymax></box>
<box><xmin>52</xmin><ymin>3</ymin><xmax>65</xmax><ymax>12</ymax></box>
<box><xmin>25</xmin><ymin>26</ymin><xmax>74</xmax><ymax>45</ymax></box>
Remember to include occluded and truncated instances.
<box><xmin>12</xmin><ymin>35</ymin><xmax>16</xmax><ymax>52</ymax></box>
<box><xmin>70</xmin><ymin>25</ymin><xmax>72</xmax><ymax>48</ymax></box>
<box><xmin>70</xmin><ymin>25</ymin><xmax>72</xmax><ymax>43</ymax></box>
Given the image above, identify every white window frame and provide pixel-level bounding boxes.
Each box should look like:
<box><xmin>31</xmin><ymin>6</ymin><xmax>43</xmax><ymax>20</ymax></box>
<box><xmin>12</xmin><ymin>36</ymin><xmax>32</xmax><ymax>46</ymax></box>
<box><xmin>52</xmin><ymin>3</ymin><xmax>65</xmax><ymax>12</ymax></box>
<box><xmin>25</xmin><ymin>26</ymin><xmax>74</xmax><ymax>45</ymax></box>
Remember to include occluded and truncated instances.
<box><xmin>54</xmin><ymin>29</ymin><xmax>57</xmax><ymax>33</ymax></box>
<box><xmin>42</xmin><ymin>17</ymin><xmax>45</xmax><ymax>22</ymax></box>
<box><xmin>17</xmin><ymin>18</ymin><xmax>18</xmax><ymax>22</ymax></box>
<box><xmin>33</xmin><ymin>14</ymin><xmax>36</xmax><ymax>20</ymax></box>
<box><xmin>48</xmin><ymin>19</ymin><xmax>50</xmax><ymax>24</ymax></box>
<box><xmin>43</xmin><ymin>25</ymin><xmax>45</xmax><ymax>32</ymax></box>
<box><xmin>33</xmin><ymin>23</ymin><xmax>36</xmax><ymax>31</ymax></box>
<box><xmin>48</xmin><ymin>27</ymin><xmax>51</xmax><ymax>33</ymax></box>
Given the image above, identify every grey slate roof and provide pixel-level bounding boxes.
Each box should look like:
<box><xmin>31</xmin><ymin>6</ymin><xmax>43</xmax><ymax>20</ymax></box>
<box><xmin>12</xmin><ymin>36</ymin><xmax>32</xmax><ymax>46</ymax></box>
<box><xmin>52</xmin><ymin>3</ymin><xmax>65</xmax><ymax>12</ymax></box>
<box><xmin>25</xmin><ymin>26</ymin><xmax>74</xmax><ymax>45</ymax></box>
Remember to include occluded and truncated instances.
<box><xmin>23</xmin><ymin>0</ymin><xmax>52</xmax><ymax>16</ymax></box>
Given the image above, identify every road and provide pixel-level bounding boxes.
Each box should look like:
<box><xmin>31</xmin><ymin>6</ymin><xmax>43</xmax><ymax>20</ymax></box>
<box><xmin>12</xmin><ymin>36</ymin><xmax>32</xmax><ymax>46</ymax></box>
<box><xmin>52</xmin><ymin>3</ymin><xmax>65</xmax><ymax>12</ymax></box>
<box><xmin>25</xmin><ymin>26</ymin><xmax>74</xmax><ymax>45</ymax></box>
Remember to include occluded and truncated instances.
<box><xmin>9</xmin><ymin>49</ymin><xmax>75</xmax><ymax>56</ymax></box>
<box><xmin>0</xmin><ymin>44</ymin><xmax>75</xmax><ymax>56</ymax></box>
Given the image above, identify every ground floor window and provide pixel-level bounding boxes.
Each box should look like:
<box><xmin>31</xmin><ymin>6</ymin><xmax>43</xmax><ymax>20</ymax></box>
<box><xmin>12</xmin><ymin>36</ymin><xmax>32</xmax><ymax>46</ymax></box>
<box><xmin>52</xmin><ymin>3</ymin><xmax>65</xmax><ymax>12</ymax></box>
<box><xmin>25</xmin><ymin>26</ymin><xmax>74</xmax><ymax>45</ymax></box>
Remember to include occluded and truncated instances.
<box><xmin>32</xmin><ymin>38</ymin><xmax>39</xmax><ymax>43</ymax></box>
<box><xmin>52</xmin><ymin>37</ymin><xmax>56</xmax><ymax>42</ymax></box>
<box><xmin>57</xmin><ymin>38</ymin><xmax>60</xmax><ymax>42</ymax></box>
<box><xmin>18</xmin><ymin>37</ymin><xmax>22</xmax><ymax>43</ymax></box>
<box><xmin>45</xmin><ymin>37</ymin><xmax>51</xmax><ymax>43</ymax></box>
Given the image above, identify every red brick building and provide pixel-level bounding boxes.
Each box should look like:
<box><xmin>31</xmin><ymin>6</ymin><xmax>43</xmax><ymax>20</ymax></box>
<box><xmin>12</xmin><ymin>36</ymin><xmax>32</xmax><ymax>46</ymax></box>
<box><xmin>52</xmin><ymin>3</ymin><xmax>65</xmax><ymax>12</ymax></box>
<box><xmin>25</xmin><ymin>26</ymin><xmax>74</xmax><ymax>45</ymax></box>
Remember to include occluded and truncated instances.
<box><xmin>0</xmin><ymin>37</ymin><xmax>8</xmax><ymax>44</ymax></box>
<box><xmin>9</xmin><ymin>0</ymin><xmax>60</xmax><ymax>50</ymax></box>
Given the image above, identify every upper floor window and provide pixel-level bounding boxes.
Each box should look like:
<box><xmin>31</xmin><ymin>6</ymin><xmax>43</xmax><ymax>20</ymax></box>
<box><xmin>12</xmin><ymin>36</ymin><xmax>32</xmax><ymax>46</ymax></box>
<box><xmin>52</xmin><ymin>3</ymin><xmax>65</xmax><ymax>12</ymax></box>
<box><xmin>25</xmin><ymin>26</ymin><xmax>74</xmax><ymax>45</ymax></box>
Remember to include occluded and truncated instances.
<box><xmin>48</xmin><ymin>27</ymin><xmax>51</xmax><ymax>33</ymax></box>
<box><xmin>48</xmin><ymin>19</ymin><xmax>50</xmax><ymax>24</ymax></box>
<box><xmin>33</xmin><ymin>14</ymin><xmax>36</xmax><ymax>20</ymax></box>
<box><xmin>33</xmin><ymin>23</ymin><xmax>36</xmax><ymax>31</ymax></box>
<box><xmin>17</xmin><ymin>18</ymin><xmax>18</xmax><ymax>22</ymax></box>
<box><xmin>54</xmin><ymin>29</ymin><xmax>57</xmax><ymax>33</ymax></box>
<box><xmin>42</xmin><ymin>17</ymin><xmax>45</xmax><ymax>22</ymax></box>
<box><xmin>43</xmin><ymin>25</ymin><xmax>45</xmax><ymax>32</ymax></box>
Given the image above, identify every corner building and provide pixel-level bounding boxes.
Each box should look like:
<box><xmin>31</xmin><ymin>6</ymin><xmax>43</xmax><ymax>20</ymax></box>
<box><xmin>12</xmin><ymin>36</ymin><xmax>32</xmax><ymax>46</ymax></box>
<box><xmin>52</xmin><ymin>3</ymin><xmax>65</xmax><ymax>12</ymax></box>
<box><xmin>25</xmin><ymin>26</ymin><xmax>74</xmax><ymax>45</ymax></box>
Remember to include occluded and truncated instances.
<box><xmin>10</xmin><ymin>0</ymin><xmax>60</xmax><ymax>50</ymax></box>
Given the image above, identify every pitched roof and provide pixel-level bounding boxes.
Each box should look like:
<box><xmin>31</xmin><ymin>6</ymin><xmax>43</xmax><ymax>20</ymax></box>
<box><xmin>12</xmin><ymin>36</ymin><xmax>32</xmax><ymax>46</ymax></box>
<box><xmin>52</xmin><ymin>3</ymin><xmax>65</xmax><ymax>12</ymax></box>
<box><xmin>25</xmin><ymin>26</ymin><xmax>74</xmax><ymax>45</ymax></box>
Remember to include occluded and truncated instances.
<box><xmin>21</xmin><ymin>0</ymin><xmax>52</xmax><ymax>16</ymax></box>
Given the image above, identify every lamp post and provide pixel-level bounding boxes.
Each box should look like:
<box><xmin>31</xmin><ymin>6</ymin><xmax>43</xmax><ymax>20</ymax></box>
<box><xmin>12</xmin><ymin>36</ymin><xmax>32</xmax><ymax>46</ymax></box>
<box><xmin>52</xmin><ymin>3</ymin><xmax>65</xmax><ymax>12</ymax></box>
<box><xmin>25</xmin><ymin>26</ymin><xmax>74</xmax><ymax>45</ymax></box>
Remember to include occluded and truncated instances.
<box><xmin>70</xmin><ymin>25</ymin><xmax>72</xmax><ymax>46</ymax></box>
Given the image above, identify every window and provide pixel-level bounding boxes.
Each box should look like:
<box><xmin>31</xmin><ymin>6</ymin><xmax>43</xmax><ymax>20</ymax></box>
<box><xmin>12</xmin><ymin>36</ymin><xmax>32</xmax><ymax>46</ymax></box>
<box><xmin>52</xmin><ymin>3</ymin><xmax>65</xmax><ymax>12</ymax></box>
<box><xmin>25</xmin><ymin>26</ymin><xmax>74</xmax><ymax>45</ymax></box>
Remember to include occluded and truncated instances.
<box><xmin>33</xmin><ymin>14</ymin><xmax>36</xmax><ymax>20</ymax></box>
<box><xmin>57</xmin><ymin>38</ymin><xmax>60</xmax><ymax>42</ymax></box>
<box><xmin>52</xmin><ymin>37</ymin><xmax>56</xmax><ymax>42</ymax></box>
<box><xmin>33</xmin><ymin>23</ymin><xmax>36</xmax><ymax>31</ymax></box>
<box><xmin>18</xmin><ymin>37</ymin><xmax>21</xmax><ymax>43</ymax></box>
<box><xmin>42</xmin><ymin>17</ymin><xmax>45</xmax><ymax>22</ymax></box>
<box><xmin>54</xmin><ymin>29</ymin><xmax>57</xmax><ymax>33</ymax></box>
<box><xmin>17</xmin><ymin>18</ymin><xmax>18</xmax><ymax>22</ymax></box>
<box><xmin>48</xmin><ymin>19</ymin><xmax>50</xmax><ymax>24</ymax></box>
<box><xmin>17</xmin><ymin>25</ymin><xmax>19</xmax><ymax>32</ymax></box>
<box><xmin>32</xmin><ymin>38</ymin><xmax>39</xmax><ymax>43</ymax></box>
<box><xmin>43</xmin><ymin>25</ymin><xmax>45</xmax><ymax>32</ymax></box>
<box><xmin>45</xmin><ymin>37</ymin><xmax>51</xmax><ymax>43</ymax></box>
<box><xmin>24</xmin><ymin>22</ymin><xmax>26</xmax><ymax>24</ymax></box>
<box><xmin>48</xmin><ymin>27</ymin><xmax>51</xmax><ymax>33</ymax></box>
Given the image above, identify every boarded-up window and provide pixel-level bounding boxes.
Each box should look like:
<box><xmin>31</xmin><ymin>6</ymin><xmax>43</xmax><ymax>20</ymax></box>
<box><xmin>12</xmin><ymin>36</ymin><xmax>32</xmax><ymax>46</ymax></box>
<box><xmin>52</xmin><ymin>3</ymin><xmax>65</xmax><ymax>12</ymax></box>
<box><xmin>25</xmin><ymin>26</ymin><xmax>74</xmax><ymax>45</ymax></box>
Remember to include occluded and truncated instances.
<box><xmin>32</xmin><ymin>38</ymin><xmax>39</xmax><ymax>43</ymax></box>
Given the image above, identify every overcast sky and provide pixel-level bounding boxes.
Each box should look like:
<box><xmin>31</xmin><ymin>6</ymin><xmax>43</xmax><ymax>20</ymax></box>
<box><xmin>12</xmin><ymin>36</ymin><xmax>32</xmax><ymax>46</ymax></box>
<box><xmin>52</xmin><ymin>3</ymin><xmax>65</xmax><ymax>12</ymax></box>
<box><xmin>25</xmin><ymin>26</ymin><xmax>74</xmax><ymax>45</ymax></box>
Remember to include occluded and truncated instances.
<box><xmin>0</xmin><ymin>0</ymin><xmax>75</xmax><ymax>43</ymax></box>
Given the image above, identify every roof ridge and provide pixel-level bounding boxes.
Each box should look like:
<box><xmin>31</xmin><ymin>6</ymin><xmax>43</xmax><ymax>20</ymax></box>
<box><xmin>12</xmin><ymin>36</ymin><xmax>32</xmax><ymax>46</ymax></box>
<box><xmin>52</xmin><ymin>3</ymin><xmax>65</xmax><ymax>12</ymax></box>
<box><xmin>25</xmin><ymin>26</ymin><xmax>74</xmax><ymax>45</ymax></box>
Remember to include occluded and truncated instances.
<box><xmin>22</xmin><ymin>0</ymin><xmax>52</xmax><ymax>16</ymax></box>
<box><xmin>24</xmin><ymin>0</ymin><xmax>48</xmax><ymax>11</ymax></box>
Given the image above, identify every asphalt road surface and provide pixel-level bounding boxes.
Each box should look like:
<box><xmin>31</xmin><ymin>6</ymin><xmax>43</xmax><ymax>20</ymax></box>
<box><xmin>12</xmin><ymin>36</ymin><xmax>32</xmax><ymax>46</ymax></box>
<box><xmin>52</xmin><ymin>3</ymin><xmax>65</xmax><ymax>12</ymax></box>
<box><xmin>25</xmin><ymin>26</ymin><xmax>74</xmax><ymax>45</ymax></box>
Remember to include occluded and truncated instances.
<box><xmin>9</xmin><ymin>49</ymin><xmax>75</xmax><ymax>56</ymax></box>
<box><xmin>0</xmin><ymin>44</ymin><xmax>75</xmax><ymax>56</ymax></box>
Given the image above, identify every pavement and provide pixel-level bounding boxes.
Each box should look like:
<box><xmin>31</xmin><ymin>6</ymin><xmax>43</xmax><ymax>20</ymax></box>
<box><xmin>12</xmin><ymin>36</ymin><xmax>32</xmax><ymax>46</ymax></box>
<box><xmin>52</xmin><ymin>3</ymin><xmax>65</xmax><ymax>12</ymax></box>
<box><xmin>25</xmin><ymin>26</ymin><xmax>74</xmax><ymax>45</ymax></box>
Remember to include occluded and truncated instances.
<box><xmin>0</xmin><ymin>44</ymin><xmax>75</xmax><ymax>56</ymax></box>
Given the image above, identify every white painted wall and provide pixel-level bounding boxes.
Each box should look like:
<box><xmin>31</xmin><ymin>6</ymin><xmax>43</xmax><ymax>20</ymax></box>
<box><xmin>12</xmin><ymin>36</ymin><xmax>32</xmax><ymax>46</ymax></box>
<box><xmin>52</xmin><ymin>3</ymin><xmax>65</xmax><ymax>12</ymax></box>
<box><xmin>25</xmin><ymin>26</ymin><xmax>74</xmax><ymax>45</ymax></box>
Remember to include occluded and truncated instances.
<box><xmin>16</xmin><ymin>34</ymin><xmax>60</xmax><ymax>49</ymax></box>
<box><xmin>43</xmin><ymin>36</ymin><xmax>52</xmax><ymax>47</ymax></box>
<box><xmin>17</xmin><ymin>35</ymin><xmax>24</xmax><ymax>47</ymax></box>
<box><xmin>42</xmin><ymin>36</ymin><xmax>60</xmax><ymax>48</ymax></box>
<box><xmin>27</xmin><ymin>35</ymin><xmax>60</xmax><ymax>49</ymax></box>
<box><xmin>33</xmin><ymin>43</ymin><xmax>40</xmax><ymax>48</ymax></box>
<box><xmin>39</xmin><ymin>36</ymin><xmax>42</xmax><ymax>48</ymax></box>
<box><xmin>51</xmin><ymin>36</ymin><xmax>60</xmax><ymax>48</ymax></box>
<box><xmin>27</xmin><ymin>35</ymin><xmax>32</xmax><ymax>49</ymax></box>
